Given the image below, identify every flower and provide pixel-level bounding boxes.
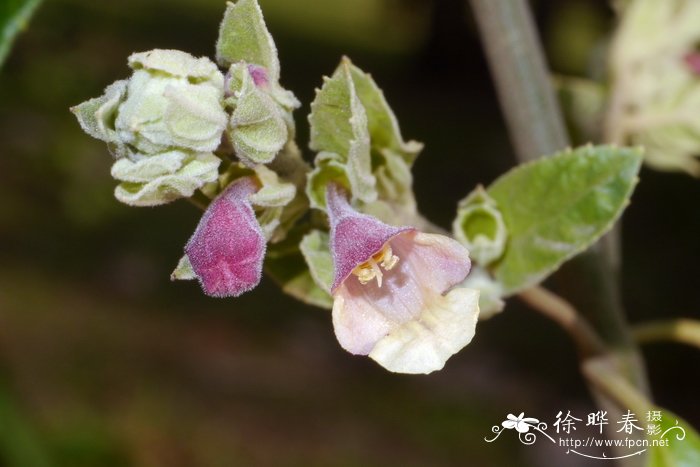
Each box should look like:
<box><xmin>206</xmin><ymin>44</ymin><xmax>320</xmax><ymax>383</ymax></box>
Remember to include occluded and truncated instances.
<box><xmin>326</xmin><ymin>184</ymin><xmax>480</xmax><ymax>374</ymax></box>
<box><xmin>502</xmin><ymin>413</ymin><xmax>539</xmax><ymax>433</ymax></box>
<box><xmin>184</xmin><ymin>176</ymin><xmax>266</xmax><ymax>297</ymax></box>
<box><xmin>71</xmin><ymin>49</ymin><xmax>228</xmax><ymax>206</ymax></box>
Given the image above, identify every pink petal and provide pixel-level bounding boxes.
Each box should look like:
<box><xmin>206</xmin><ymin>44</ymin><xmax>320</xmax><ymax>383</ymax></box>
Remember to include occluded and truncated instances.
<box><xmin>389</xmin><ymin>232</ymin><xmax>471</xmax><ymax>292</ymax></box>
<box><xmin>185</xmin><ymin>176</ymin><xmax>266</xmax><ymax>297</ymax></box>
<box><xmin>326</xmin><ymin>183</ymin><xmax>412</xmax><ymax>292</ymax></box>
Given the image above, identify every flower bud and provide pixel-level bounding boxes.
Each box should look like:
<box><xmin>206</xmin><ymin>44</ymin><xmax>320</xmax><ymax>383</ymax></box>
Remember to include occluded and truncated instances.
<box><xmin>452</xmin><ymin>186</ymin><xmax>508</xmax><ymax>266</ymax></box>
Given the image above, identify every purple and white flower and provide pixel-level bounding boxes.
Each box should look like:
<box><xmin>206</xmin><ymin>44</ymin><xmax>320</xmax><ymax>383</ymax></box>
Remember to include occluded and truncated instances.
<box><xmin>185</xmin><ymin>176</ymin><xmax>266</xmax><ymax>297</ymax></box>
<box><xmin>326</xmin><ymin>184</ymin><xmax>480</xmax><ymax>374</ymax></box>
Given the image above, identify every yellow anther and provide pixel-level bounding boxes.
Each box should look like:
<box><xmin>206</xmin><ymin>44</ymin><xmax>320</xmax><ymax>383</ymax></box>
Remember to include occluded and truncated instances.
<box><xmin>351</xmin><ymin>244</ymin><xmax>400</xmax><ymax>287</ymax></box>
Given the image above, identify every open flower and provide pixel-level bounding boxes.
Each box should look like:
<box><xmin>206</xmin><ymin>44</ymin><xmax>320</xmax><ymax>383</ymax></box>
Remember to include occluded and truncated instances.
<box><xmin>184</xmin><ymin>176</ymin><xmax>266</xmax><ymax>297</ymax></box>
<box><xmin>326</xmin><ymin>184</ymin><xmax>480</xmax><ymax>374</ymax></box>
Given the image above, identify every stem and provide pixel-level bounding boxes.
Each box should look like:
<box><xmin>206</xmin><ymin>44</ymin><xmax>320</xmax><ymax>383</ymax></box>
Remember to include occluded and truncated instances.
<box><xmin>468</xmin><ymin>5</ymin><xmax>652</xmax><ymax>461</ymax></box>
<box><xmin>468</xmin><ymin>0</ymin><xmax>568</xmax><ymax>160</ymax></box>
<box><xmin>468</xmin><ymin>0</ymin><xmax>649</xmax><ymax>392</ymax></box>
<box><xmin>633</xmin><ymin>319</ymin><xmax>700</xmax><ymax>350</ymax></box>
<box><xmin>518</xmin><ymin>286</ymin><xmax>607</xmax><ymax>358</ymax></box>
<box><xmin>187</xmin><ymin>191</ymin><xmax>211</xmax><ymax>211</ymax></box>
<box><xmin>582</xmin><ymin>357</ymin><xmax>653</xmax><ymax>417</ymax></box>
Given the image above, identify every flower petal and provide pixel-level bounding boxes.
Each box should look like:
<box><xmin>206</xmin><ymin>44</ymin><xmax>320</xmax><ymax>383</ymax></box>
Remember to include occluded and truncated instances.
<box><xmin>390</xmin><ymin>232</ymin><xmax>471</xmax><ymax>292</ymax></box>
<box><xmin>368</xmin><ymin>287</ymin><xmax>479</xmax><ymax>374</ymax></box>
<box><xmin>185</xmin><ymin>176</ymin><xmax>266</xmax><ymax>297</ymax></box>
<box><xmin>326</xmin><ymin>183</ymin><xmax>412</xmax><ymax>292</ymax></box>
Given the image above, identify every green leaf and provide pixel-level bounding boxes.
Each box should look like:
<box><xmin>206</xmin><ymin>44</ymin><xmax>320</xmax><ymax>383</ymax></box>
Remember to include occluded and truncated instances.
<box><xmin>0</xmin><ymin>0</ymin><xmax>42</xmax><ymax>68</ymax></box>
<box><xmin>308</xmin><ymin>58</ymin><xmax>376</xmax><ymax>205</ymax></box>
<box><xmin>299</xmin><ymin>230</ymin><xmax>334</xmax><ymax>293</ymax></box>
<box><xmin>646</xmin><ymin>409</ymin><xmax>700</xmax><ymax>467</ymax></box>
<box><xmin>215</xmin><ymin>0</ymin><xmax>280</xmax><ymax>81</ymax></box>
<box><xmin>348</xmin><ymin>62</ymin><xmax>423</xmax><ymax>165</ymax></box>
<box><xmin>488</xmin><ymin>145</ymin><xmax>642</xmax><ymax>295</ymax></box>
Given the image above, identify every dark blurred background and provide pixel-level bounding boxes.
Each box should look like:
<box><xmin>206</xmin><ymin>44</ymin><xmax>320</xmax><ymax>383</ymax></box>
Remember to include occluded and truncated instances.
<box><xmin>1</xmin><ymin>0</ymin><xmax>699</xmax><ymax>465</ymax></box>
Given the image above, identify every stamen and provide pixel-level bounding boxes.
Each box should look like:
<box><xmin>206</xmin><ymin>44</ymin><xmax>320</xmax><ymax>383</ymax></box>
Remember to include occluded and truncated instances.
<box><xmin>352</xmin><ymin>243</ymin><xmax>400</xmax><ymax>287</ymax></box>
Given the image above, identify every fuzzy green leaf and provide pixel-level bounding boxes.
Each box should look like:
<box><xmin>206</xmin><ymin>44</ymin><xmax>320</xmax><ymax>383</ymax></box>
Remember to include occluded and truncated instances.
<box><xmin>229</xmin><ymin>71</ymin><xmax>288</xmax><ymax>165</ymax></box>
<box><xmin>348</xmin><ymin>63</ymin><xmax>423</xmax><ymax>165</ymax></box>
<box><xmin>215</xmin><ymin>0</ymin><xmax>280</xmax><ymax>81</ymax></box>
<box><xmin>299</xmin><ymin>230</ymin><xmax>334</xmax><ymax>294</ymax></box>
<box><xmin>488</xmin><ymin>145</ymin><xmax>642</xmax><ymax>295</ymax></box>
<box><xmin>308</xmin><ymin>58</ymin><xmax>375</xmax><ymax>205</ymax></box>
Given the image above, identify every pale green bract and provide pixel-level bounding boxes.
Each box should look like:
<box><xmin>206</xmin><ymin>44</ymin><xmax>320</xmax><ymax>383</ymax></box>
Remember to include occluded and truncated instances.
<box><xmin>299</xmin><ymin>230</ymin><xmax>334</xmax><ymax>294</ymax></box>
<box><xmin>111</xmin><ymin>151</ymin><xmax>220</xmax><ymax>207</ymax></box>
<box><xmin>347</xmin><ymin>64</ymin><xmax>423</xmax><ymax>166</ymax></box>
<box><xmin>485</xmin><ymin>145</ymin><xmax>643</xmax><ymax>295</ymax></box>
<box><xmin>71</xmin><ymin>49</ymin><xmax>227</xmax><ymax>206</ymax></box>
<box><xmin>249</xmin><ymin>164</ymin><xmax>296</xmax><ymax>240</ymax></box>
<box><xmin>216</xmin><ymin>0</ymin><xmax>279</xmax><ymax>81</ymax></box>
<box><xmin>216</xmin><ymin>0</ymin><xmax>300</xmax><ymax>112</ymax></box>
<box><xmin>308</xmin><ymin>59</ymin><xmax>376</xmax><ymax>208</ymax></box>
<box><xmin>306</xmin><ymin>58</ymin><xmax>422</xmax><ymax>217</ymax></box>
<box><xmin>453</xmin><ymin>185</ymin><xmax>507</xmax><ymax>266</ymax></box>
<box><xmin>225</xmin><ymin>63</ymin><xmax>289</xmax><ymax>166</ymax></box>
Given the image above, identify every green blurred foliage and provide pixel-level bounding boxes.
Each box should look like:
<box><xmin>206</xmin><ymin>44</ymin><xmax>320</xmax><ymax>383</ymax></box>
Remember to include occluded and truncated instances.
<box><xmin>0</xmin><ymin>0</ymin><xmax>43</xmax><ymax>67</ymax></box>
